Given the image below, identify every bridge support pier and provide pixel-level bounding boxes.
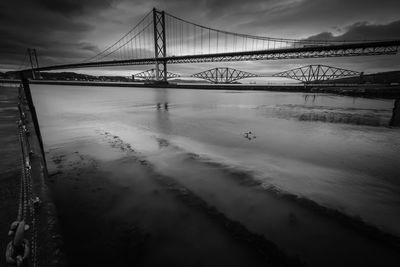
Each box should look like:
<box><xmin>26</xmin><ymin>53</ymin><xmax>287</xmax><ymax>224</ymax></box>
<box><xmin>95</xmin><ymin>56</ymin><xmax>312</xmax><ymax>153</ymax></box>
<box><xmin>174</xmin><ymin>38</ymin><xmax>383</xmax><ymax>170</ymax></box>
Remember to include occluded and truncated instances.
<box><xmin>390</xmin><ymin>99</ymin><xmax>400</xmax><ymax>127</ymax></box>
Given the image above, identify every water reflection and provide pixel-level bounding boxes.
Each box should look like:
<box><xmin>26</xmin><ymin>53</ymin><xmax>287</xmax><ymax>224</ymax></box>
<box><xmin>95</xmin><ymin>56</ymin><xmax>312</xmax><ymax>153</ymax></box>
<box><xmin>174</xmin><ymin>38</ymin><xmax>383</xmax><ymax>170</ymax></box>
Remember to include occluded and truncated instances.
<box><xmin>303</xmin><ymin>94</ymin><xmax>316</xmax><ymax>104</ymax></box>
<box><xmin>154</xmin><ymin>89</ymin><xmax>171</xmax><ymax>135</ymax></box>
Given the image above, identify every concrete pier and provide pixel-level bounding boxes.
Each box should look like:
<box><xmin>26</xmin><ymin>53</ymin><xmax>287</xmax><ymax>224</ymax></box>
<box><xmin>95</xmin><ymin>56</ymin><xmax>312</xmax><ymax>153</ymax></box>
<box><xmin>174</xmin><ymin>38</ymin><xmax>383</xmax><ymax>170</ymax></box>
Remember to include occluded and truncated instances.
<box><xmin>0</xmin><ymin>85</ymin><xmax>21</xmax><ymax>263</ymax></box>
<box><xmin>19</xmin><ymin>80</ymin><xmax>66</xmax><ymax>266</ymax></box>
<box><xmin>0</xmin><ymin>83</ymin><xmax>66</xmax><ymax>266</ymax></box>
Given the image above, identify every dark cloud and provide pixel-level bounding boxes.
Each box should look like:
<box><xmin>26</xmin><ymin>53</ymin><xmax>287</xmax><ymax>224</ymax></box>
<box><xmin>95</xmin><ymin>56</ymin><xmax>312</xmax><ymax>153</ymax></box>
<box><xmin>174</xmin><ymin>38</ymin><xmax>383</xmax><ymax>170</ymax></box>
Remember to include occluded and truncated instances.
<box><xmin>1</xmin><ymin>0</ymin><xmax>400</xmax><ymax>74</ymax></box>
<box><xmin>35</xmin><ymin>0</ymin><xmax>116</xmax><ymax>16</ymax></box>
<box><xmin>38</xmin><ymin>0</ymin><xmax>86</xmax><ymax>15</ymax></box>
<box><xmin>230</xmin><ymin>0</ymin><xmax>400</xmax><ymax>37</ymax></box>
<box><xmin>302</xmin><ymin>20</ymin><xmax>400</xmax><ymax>74</ymax></box>
<box><xmin>307</xmin><ymin>20</ymin><xmax>400</xmax><ymax>41</ymax></box>
<box><xmin>0</xmin><ymin>0</ymin><xmax>103</xmax><ymax>69</ymax></box>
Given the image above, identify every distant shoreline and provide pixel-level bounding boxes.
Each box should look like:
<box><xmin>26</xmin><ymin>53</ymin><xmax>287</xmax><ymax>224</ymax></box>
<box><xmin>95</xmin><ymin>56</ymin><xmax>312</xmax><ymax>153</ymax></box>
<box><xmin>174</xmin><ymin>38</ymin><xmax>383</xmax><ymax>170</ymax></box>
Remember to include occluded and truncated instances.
<box><xmin>2</xmin><ymin>79</ymin><xmax>400</xmax><ymax>98</ymax></box>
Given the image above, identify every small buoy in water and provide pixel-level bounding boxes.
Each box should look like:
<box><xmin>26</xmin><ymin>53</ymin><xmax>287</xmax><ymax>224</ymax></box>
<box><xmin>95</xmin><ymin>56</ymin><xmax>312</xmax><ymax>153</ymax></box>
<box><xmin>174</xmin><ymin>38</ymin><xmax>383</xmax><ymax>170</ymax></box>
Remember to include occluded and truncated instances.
<box><xmin>243</xmin><ymin>131</ymin><xmax>256</xmax><ymax>140</ymax></box>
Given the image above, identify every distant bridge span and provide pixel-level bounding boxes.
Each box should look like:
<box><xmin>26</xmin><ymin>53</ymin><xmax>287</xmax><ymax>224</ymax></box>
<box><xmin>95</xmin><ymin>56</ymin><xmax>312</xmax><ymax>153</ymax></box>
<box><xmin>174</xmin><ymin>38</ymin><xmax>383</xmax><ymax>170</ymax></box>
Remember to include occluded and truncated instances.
<box><xmin>21</xmin><ymin>8</ymin><xmax>400</xmax><ymax>81</ymax></box>
<box><xmin>191</xmin><ymin>65</ymin><xmax>362</xmax><ymax>84</ymax></box>
<box><xmin>192</xmin><ymin>67</ymin><xmax>262</xmax><ymax>83</ymax></box>
<box><xmin>134</xmin><ymin>68</ymin><xmax>180</xmax><ymax>80</ymax></box>
<box><xmin>273</xmin><ymin>64</ymin><xmax>362</xmax><ymax>83</ymax></box>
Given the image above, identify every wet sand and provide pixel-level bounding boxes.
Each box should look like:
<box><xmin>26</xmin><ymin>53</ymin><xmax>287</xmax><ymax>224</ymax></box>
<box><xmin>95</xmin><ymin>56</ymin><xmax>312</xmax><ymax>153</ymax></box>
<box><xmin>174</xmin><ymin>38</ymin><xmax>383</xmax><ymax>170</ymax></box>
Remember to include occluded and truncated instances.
<box><xmin>48</xmin><ymin>134</ymin><xmax>300</xmax><ymax>266</ymax></box>
<box><xmin>46</xmin><ymin>129</ymin><xmax>400</xmax><ymax>267</ymax></box>
<box><xmin>148</xmin><ymin>138</ymin><xmax>400</xmax><ymax>266</ymax></box>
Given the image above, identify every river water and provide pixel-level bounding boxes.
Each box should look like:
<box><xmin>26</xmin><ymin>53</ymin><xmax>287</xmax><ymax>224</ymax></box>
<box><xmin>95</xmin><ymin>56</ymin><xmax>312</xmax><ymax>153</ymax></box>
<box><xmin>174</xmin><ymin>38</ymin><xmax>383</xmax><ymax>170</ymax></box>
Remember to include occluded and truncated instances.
<box><xmin>31</xmin><ymin>84</ymin><xmax>400</xmax><ymax>266</ymax></box>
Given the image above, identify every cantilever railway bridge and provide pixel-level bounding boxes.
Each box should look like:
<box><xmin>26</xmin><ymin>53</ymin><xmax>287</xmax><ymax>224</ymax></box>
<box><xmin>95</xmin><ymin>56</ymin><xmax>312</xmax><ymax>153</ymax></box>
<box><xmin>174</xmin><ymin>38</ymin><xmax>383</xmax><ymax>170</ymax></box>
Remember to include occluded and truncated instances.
<box><xmin>190</xmin><ymin>65</ymin><xmax>363</xmax><ymax>84</ymax></box>
<box><xmin>22</xmin><ymin>8</ymin><xmax>400</xmax><ymax>81</ymax></box>
<box><xmin>134</xmin><ymin>68</ymin><xmax>180</xmax><ymax>80</ymax></box>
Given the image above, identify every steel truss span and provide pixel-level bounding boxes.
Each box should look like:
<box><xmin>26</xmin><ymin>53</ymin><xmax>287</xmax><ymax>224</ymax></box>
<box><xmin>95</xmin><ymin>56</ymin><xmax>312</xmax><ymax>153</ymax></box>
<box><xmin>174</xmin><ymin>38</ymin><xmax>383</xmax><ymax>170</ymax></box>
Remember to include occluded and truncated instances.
<box><xmin>192</xmin><ymin>67</ymin><xmax>259</xmax><ymax>83</ymax></box>
<box><xmin>273</xmin><ymin>64</ymin><xmax>362</xmax><ymax>83</ymax></box>
<box><xmin>134</xmin><ymin>68</ymin><xmax>180</xmax><ymax>80</ymax></box>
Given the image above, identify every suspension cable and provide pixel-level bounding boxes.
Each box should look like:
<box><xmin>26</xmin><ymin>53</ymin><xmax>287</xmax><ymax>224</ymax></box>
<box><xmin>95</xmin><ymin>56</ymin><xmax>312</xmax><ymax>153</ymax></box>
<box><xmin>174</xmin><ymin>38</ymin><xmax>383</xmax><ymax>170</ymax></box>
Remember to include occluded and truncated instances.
<box><xmin>82</xmin><ymin>10</ymin><xmax>153</xmax><ymax>62</ymax></box>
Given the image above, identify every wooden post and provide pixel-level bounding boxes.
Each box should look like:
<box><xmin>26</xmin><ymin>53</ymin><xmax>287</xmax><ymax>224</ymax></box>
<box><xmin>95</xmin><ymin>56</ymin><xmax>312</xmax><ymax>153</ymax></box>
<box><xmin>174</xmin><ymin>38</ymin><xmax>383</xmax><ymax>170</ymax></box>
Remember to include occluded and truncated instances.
<box><xmin>390</xmin><ymin>98</ymin><xmax>400</xmax><ymax>127</ymax></box>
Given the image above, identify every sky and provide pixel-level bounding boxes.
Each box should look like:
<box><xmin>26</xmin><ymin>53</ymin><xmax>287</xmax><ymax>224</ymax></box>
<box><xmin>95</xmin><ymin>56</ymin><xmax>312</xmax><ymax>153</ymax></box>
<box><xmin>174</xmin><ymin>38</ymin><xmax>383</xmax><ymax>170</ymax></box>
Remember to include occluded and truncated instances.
<box><xmin>1</xmin><ymin>0</ymin><xmax>400</xmax><ymax>79</ymax></box>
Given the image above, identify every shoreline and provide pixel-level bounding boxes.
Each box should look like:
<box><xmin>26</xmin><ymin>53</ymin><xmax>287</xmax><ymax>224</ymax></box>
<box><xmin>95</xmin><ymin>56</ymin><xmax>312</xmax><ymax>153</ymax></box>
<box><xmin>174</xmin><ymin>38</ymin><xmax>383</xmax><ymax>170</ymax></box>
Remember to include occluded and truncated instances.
<box><xmin>2</xmin><ymin>79</ymin><xmax>400</xmax><ymax>99</ymax></box>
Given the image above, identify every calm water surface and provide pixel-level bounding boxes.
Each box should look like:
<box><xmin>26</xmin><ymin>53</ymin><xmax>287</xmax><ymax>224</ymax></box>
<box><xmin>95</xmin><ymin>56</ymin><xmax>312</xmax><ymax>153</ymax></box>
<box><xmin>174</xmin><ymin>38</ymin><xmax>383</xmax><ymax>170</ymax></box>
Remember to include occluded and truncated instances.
<box><xmin>31</xmin><ymin>84</ymin><xmax>400</xmax><ymax>265</ymax></box>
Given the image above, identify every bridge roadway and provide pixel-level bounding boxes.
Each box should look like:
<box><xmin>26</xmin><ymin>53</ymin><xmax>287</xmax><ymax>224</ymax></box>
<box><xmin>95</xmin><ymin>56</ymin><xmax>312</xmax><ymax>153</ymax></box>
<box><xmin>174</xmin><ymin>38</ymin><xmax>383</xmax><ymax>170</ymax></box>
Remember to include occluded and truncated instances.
<box><xmin>31</xmin><ymin>40</ymin><xmax>400</xmax><ymax>72</ymax></box>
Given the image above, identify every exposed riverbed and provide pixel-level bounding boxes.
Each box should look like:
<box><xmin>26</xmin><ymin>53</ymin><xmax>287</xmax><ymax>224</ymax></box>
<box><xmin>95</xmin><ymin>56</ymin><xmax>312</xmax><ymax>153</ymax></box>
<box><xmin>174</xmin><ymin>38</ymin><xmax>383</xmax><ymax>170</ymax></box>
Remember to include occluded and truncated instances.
<box><xmin>31</xmin><ymin>85</ymin><xmax>400</xmax><ymax>266</ymax></box>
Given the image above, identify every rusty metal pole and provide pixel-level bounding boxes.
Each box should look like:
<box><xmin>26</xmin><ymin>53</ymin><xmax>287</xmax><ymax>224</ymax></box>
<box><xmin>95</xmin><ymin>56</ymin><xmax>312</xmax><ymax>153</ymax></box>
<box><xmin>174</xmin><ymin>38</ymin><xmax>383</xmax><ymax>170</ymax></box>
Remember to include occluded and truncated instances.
<box><xmin>27</xmin><ymin>49</ymin><xmax>36</xmax><ymax>80</ymax></box>
<box><xmin>33</xmin><ymin>49</ymin><xmax>41</xmax><ymax>79</ymax></box>
<box><xmin>20</xmin><ymin>77</ymin><xmax>48</xmax><ymax>170</ymax></box>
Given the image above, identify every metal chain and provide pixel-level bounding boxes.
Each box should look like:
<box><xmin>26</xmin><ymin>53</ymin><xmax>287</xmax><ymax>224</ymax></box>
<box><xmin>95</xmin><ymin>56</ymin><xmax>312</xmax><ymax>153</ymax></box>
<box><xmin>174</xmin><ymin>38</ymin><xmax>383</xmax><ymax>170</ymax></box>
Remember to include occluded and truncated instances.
<box><xmin>16</xmin><ymin>91</ymin><xmax>39</xmax><ymax>267</ymax></box>
<box><xmin>17</xmin><ymin>127</ymin><xmax>24</xmax><ymax>221</ymax></box>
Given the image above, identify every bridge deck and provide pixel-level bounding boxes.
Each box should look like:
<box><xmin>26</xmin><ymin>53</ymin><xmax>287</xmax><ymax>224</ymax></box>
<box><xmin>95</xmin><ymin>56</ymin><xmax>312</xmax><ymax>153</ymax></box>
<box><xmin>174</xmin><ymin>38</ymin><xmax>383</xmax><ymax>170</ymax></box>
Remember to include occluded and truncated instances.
<box><xmin>31</xmin><ymin>40</ymin><xmax>400</xmax><ymax>71</ymax></box>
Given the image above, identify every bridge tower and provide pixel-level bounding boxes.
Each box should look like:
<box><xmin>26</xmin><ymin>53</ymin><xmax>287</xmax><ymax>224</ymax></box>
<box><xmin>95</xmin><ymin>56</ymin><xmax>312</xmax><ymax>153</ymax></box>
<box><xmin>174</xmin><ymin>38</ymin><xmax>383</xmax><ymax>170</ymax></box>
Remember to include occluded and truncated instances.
<box><xmin>153</xmin><ymin>8</ymin><xmax>167</xmax><ymax>82</ymax></box>
<box><xmin>27</xmin><ymin>48</ymin><xmax>40</xmax><ymax>79</ymax></box>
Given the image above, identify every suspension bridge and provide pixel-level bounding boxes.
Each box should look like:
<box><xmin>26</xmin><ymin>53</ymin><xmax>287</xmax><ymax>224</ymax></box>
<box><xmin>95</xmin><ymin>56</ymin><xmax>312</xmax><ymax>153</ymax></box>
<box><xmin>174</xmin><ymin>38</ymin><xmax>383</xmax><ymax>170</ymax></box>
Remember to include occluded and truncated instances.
<box><xmin>20</xmin><ymin>8</ymin><xmax>400</xmax><ymax>82</ymax></box>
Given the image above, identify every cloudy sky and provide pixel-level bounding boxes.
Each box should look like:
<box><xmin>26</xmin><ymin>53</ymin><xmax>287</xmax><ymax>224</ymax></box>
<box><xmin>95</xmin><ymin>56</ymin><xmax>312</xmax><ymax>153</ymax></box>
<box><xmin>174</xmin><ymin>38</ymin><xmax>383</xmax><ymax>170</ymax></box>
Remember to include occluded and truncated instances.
<box><xmin>1</xmin><ymin>0</ymin><xmax>400</xmax><ymax>78</ymax></box>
